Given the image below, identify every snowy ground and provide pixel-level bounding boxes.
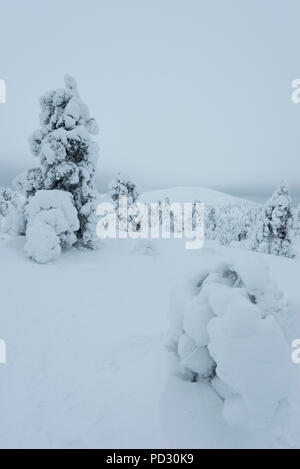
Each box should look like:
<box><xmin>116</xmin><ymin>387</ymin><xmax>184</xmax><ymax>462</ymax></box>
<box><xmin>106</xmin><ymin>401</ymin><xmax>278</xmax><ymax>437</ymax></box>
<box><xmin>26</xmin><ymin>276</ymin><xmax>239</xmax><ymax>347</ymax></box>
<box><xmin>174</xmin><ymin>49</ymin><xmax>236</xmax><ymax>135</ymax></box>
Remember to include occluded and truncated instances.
<box><xmin>0</xmin><ymin>234</ymin><xmax>299</xmax><ymax>448</ymax></box>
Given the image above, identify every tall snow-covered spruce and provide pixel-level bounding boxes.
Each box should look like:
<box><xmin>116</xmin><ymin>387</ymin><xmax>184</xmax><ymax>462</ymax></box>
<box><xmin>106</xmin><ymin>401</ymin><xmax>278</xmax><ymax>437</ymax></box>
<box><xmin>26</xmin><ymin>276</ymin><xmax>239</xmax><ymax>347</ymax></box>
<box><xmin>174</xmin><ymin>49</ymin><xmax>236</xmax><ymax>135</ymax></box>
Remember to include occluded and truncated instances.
<box><xmin>22</xmin><ymin>75</ymin><xmax>100</xmax><ymax>250</ymax></box>
<box><xmin>168</xmin><ymin>252</ymin><xmax>295</xmax><ymax>428</ymax></box>
<box><xmin>251</xmin><ymin>181</ymin><xmax>295</xmax><ymax>258</ymax></box>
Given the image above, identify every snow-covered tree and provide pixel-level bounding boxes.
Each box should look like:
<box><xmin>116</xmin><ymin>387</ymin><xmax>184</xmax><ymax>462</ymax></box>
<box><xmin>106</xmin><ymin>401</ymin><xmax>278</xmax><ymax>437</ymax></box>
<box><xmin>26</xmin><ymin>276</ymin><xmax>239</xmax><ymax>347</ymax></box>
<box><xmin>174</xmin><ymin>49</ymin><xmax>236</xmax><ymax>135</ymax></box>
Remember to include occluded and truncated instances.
<box><xmin>204</xmin><ymin>206</ymin><xmax>217</xmax><ymax>240</ymax></box>
<box><xmin>251</xmin><ymin>181</ymin><xmax>295</xmax><ymax>258</ymax></box>
<box><xmin>25</xmin><ymin>190</ymin><xmax>79</xmax><ymax>264</ymax></box>
<box><xmin>0</xmin><ymin>187</ymin><xmax>24</xmax><ymax>235</ymax></box>
<box><xmin>14</xmin><ymin>168</ymin><xmax>43</xmax><ymax>200</ymax></box>
<box><xmin>109</xmin><ymin>173</ymin><xmax>139</xmax><ymax>210</ymax></box>
<box><xmin>0</xmin><ymin>188</ymin><xmax>16</xmax><ymax>218</ymax></box>
<box><xmin>294</xmin><ymin>204</ymin><xmax>300</xmax><ymax>238</ymax></box>
<box><xmin>18</xmin><ymin>75</ymin><xmax>100</xmax><ymax>249</ymax></box>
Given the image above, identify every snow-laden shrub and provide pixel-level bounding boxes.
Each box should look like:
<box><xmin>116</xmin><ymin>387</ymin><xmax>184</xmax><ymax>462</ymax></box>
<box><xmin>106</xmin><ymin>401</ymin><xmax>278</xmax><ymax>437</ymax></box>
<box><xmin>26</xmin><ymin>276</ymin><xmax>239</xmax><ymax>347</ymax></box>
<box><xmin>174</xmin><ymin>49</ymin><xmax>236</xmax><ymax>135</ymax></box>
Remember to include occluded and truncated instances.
<box><xmin>204</xmin><ymin>206</ymin><xmax>217</xmax><ymax>240</ymax></box>
<box><xmin>294</xmin><ymin>204</ymin><xmax>300</xmax><ymax>239</ymax></box>
<box><xmin>168</xmin><ymin>252</ymin><xmax>295</xmax><ymax>428</ymax></box>
<box><xmin>109</xmin><ymin>173</ymin><xmax>139</xmax><ymax>209</ymax></box>
<box><xmin>13</xmin><ymin>169</ymin><xmax>44</xmax><ymax>235</ymax></box>
<box><xmin>25</xmin><ymin>223</ymin><xmax>62</xmax><ymax>264</ymax></box>
<box><xmin>0</xmin><ymin>188</ymin><xmax>25</xmax><ymax>235</ymax></box>
<box><xmin>109</xmin><ymin>173</ymin><xmax>139</xmax><ymax>231</ymax></box>
<box><xmin>251</xmin><ymin>181</ymin><xmax>295</xmax><ymax>258</ymax></box>
<box><xmin>14</xmin><ymin>168</ymin><xmax>43</xmax><ymax>200</ymax></box>
<box><xmin>16</xmin><ymin>75</ymin><xmax>100</xmax><ymax>249</ymax></box>
<box><xmin>25</xmin><ymin>190</ymin><xmax>79</xmax><ymax>263</ymax></box>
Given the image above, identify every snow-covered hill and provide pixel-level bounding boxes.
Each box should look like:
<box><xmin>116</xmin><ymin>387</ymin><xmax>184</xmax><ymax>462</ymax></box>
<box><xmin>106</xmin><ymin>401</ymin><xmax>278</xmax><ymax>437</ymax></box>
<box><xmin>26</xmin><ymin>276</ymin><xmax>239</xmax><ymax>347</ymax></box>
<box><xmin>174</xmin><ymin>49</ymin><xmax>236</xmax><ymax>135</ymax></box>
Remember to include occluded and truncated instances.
<box><xmin>140</xmin><ymin>186</ymin><xmax>255</xmax><ymax>206</ymax></box>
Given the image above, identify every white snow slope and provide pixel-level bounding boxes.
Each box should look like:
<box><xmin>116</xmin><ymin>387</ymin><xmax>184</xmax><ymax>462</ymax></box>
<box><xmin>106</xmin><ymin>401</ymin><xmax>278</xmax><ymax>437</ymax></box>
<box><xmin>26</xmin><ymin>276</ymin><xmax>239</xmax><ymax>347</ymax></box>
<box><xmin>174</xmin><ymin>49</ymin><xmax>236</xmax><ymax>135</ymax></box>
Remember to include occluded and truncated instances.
<box><xmin>0</xmin><ymin>233</ymin><xmax>299</xmax><ymax>448</ymax></box>
<box><xmin>140</xmin><ymin>186</ymin><xmax>256</xmax><ymax>206</ymax></box>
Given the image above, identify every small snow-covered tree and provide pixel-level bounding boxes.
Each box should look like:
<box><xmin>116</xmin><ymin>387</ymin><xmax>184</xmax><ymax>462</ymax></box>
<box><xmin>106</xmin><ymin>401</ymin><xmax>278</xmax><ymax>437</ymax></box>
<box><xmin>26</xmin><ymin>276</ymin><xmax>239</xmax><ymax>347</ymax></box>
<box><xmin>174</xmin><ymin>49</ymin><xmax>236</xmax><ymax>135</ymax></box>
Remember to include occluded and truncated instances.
<box><xmin>109</xmin><ymin>173</ymin><xmax>139</xmax><ymax>231</ymax></box>
<box><xmin>109</xmin><ymin>173</ymin><xmax>139</xmax><ymax>209</ymax></box>
<box><xmin>17</xmin><ymin>75</ymin><xmax>100</xmax><ymax>249</ymax></box>
<box><xmin>0</xmin><ymin>188</ymin><xmax>16</xmax><ymax>218</ymax></box>
<box><xmin>13</xmin><ymin>168</ymin><xmax>44</xmax><ymax>235</ymax></box>
<box><xmin>0</xmin><ymin>187</ymin><xmax>24</xmax><ymax>235</ymax></box>
<box><xmin>215</xmin><ymin>205</ymin><xmax>239</xmax><ymax>246</ymax></box>
<box><xmin>215</xmin><ymin>203</ymin><xmax>257</xmax><ymax>247</ymax></box>
<box><xmin>251</xmin><ymin>181</ymin><xmax>294</xmax><ymax>257</ymax></box>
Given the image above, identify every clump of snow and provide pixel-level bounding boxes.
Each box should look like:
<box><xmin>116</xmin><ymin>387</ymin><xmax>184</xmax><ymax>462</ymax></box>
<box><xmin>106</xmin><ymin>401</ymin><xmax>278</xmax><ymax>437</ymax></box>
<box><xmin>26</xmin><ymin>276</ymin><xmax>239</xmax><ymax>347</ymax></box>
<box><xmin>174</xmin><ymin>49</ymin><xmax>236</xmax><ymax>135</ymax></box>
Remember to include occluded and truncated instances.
<box><xmin>233</xmin><ymin>256</ymin><xmax>269</xmax><ymax>293</ymax></box>
<box><xmin>25</xmin><ymin>190</ymin><xmax>79</xmax><ymax>263</ymax></box>
<box><xmin>183</xmin><ymin>300</ymin><xmax>213</xmax><ymax>346</ymax></box>
<box><xmin>216</xmin><ymin>296</ymin><xmax>261</xmax><ymax>338</ymax></box>
<box><xmin>25</xmin><ymin>223</ymin><xmax>61</xmax><ymax>264</ymax></box>
<box><xmin>109</xmin><ymin>173</ymin><xmax>139</xmax><ymax>209</ymax></box>
<box><xmin>206</xmin><ymin>284</ymin><xmax>247</xmax><ymax>317</ymax></box>
<box><xmin>182</xmin><ymin>346</ymin><xmax>215</xmax><ymax>379</ymax></box>
<box><xmin>168</xmin><ymin>249</ymin><xmax>296</xmax><ymax>427</ymax></box>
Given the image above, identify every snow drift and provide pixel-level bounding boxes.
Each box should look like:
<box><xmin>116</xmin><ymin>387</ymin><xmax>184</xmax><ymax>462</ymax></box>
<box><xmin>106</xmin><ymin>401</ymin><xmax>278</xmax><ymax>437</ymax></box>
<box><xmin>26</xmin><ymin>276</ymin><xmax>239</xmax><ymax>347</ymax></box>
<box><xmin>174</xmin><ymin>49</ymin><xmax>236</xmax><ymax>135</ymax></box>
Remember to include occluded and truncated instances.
<box><xmin>168</xmin><ymin>250</ymin><xmax>296</xmax><ymax>427</ymax></box>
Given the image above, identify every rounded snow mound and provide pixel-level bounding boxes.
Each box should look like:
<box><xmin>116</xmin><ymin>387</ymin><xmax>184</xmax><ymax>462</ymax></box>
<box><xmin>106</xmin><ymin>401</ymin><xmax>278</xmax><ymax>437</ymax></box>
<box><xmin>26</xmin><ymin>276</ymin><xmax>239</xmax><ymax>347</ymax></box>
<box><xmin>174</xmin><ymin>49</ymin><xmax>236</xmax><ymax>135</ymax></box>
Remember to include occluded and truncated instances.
<box><xmin>25</xmin><ymin>190</ymin><xmax>79</xmax><ymax>264</ymax></box>
<box><xmin>168</xmin><ymin>251</ymin><xmax>296</xmax><ymax>428</ymax></box>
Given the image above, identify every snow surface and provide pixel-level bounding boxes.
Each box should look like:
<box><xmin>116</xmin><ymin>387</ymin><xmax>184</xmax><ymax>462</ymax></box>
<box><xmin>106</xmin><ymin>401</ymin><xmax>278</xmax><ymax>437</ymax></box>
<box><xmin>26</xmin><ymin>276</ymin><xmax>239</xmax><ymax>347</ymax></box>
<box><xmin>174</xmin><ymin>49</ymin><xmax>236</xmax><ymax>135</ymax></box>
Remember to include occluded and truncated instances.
<box><xmin>0</xmin><ymin>230</ymin><xmax>299</xmax><ymax>448</ymax></box>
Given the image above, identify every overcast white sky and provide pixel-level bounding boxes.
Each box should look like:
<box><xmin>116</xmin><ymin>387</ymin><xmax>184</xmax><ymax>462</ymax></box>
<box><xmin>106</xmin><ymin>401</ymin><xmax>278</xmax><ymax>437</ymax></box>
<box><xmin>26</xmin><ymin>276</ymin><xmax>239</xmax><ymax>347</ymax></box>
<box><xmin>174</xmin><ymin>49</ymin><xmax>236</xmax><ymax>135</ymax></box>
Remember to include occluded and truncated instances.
<box><xmin>0</xmin><ymin>0</ymin><xmax>300</xmax><ymax>198</ymax></box>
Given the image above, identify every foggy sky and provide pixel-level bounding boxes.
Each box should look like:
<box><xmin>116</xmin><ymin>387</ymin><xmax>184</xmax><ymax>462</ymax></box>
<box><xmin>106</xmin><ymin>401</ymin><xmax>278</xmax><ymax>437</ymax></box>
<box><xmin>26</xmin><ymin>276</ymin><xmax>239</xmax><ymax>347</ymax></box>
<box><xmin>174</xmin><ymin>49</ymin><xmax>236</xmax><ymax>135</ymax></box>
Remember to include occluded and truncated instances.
<box><xmin>1</xmin><ymin>0</ymin><xmax>300</xmax><ymax>198</ymax></box>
